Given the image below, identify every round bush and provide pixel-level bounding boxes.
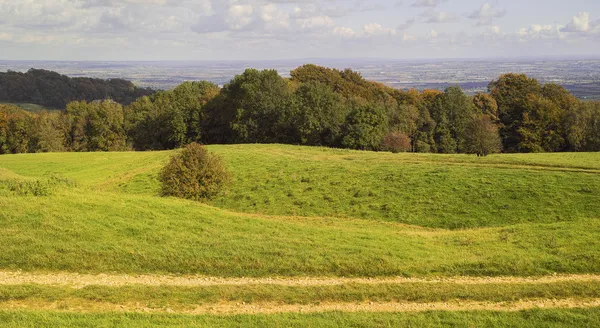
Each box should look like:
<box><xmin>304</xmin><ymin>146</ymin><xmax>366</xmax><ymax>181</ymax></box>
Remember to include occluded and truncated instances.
<box><xmin>159</xmin><ymin>143</ymin><xmax>231</xmax><ymax>201</ymax></box>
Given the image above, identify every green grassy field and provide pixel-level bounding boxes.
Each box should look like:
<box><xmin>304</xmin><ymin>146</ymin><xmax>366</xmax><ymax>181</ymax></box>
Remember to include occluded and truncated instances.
<box><xmin>1</xmin><ymin>308</ymin><xmax>599</xmax><ymax>328</ymax></box>
<box><xmin>0</xmin><ymin>102</ymin><xmax>56</xmax><ymax>113</ymax></box>
<box><xmin>0</xmin><ymin>144</ymin><xmax>599</xmax><ymax>326</ymax></box>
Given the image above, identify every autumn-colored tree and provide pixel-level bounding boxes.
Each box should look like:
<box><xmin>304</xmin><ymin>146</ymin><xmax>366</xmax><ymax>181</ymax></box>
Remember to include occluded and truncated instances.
<box><xmin>473</xmin><ymin>93</ymin><xmax>499</xmax><ymax>121</ymax></box>
<box><xmin>381</xmin><ymin>132</ymin><xmax>412</xmax><ymax>153</ymax></box>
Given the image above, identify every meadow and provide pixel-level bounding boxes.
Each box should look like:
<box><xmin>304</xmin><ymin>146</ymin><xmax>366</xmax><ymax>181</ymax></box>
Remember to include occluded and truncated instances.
<box><xmin>0</xmin><ymin>144</ymin><xmax>599</xmax><ymax>326</ymax></box>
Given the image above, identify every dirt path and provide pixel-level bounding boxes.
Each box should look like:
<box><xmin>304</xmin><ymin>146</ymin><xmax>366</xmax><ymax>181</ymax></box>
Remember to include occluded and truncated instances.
<box><xmin>1</xmin><ymin>271</ymin><xmax>599</xmax><ymax>288</ymax></box>
<box><xmin>2</xmin><ymin>298</ymin><xmax>599</xmax><ymax>315</ymax></box>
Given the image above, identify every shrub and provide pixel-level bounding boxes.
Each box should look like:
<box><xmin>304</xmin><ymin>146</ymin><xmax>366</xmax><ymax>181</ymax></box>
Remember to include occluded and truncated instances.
<box><xmin>381</xmin><ymin>132</ymin><xmax>412</xmax><ymax>153</ymax></box>
<box><xmin>1</xmin><ymin>175</ymin><xmax>75</xmax><ymax>196</ymax></box>
<box><xmin>159</xmin><ymin>143</ymin><xmax>231</xmax><ymax>201</ymax></box>
<box><xmin>415</xmin><ymin>141</ymin><xmax>432</xmax><ymax>153</ymax></box>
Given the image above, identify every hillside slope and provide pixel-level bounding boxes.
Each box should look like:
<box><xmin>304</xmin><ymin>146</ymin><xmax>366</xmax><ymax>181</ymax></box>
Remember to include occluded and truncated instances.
<box><xmin>1</xmin><ymin>145</ymin><xmax>599</xmax><ymax>326</ymax></box>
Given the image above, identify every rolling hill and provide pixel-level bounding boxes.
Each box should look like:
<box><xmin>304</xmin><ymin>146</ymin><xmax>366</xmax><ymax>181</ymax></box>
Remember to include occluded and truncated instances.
<box><xmin>0</xmin><ymin>145</ymin><xmax>599</xmax><ymax>326</ymax></box>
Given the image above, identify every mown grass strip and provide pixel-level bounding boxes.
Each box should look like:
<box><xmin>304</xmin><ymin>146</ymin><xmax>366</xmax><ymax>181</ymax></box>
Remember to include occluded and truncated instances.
<box><xmin>2</xmin><ymin>271</ymin><xmax>599</xmax><ymax>288</ymax></box>
<box><xmin>0</xmin><ymin>307</ymin><xmax>599</xmax><ymax>327</ymax></box>
<box><xmin>1</xmin><ymin>281</ymin><xmax>600</xmax><ymax>308</ymax></box>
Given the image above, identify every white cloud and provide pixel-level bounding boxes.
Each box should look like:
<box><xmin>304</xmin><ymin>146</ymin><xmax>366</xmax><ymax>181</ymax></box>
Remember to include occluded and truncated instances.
<box><xmin>0</xmin><ymin>32</ymin><xmax>13</xmax><ymax>41</ymax></box>
<box><xmin>561</xmin><ymin>12</ymin><xmax>590</xmax><ymax>33</ymax></box>
<box><xmin>0</xmin><ymin>1</ymin><xmax>599</xmax><ymax>60</ymax></box>
<box><xmin>518</xmin><ymin>24</ymin><xmax>563</xmax><ymax>40</ymax></box>
<box><xmin>411</xmin><ymin>0</ymin><xmax>446</xmax><ymax>8</ymax></box>
<box><xmin>333</xmin><ymin>26</ymin><xmax>356</xmax><ymax>38</ymax></box>
<box><xmin>421</xmin><ymin>10</ymin><xmax>459</xmax><ymax>23</ymax></box>
<box><xmin>363</xmin><ymin>23</ymin><xmax>397</xmax><ymax>36</ymax></box>
<box><xmin>468</xmin><ymin>3</ymin><xmax>506</xmax><ymax>26</ymax></box>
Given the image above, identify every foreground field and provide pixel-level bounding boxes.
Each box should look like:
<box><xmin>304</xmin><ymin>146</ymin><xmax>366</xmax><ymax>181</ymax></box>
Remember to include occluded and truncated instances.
<box><xmin>2</xmin><ymin>308</ymin><xmax>599</xmax><ymax>328</ymax></box>
<box><xmin>0</xmin><ymin>145</ymin><xmax>599</xmax><ymax>326</ymax></box>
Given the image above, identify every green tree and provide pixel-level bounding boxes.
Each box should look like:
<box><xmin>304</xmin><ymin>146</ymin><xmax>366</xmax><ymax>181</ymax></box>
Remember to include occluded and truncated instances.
<box><xmin>32</xmin><ymin>111</ymin><xmax>66</xmax><ymax>152</ymax></box>
<box><xmin>126</xmin><ymin>81</ymin><xmax>219</xmax><ymax>150</ymax></box>
<box><xmin>517</xmin><ymin>95</ymin><xmax>565</xmax><ymax>152</ymax></box>
<box><xmin>65</xmin><ymin>100</ymin><xmax>129</xmax><ymax>152</ymax></box>
<box><xmin>489</xmin><ymin>74</ymin><xmax>542</xmax><ymax>152</ymax></box>
<box><xmin>341</xmin><ymin>100</ymin><xmax>389</xmax><ymax>150</ymax></box>
<box><xmin>464</xmin><ymin>114</ymin><xmax>502</xmax><ymax>156</ymax></box>
<box><xmin>207</xmin><ymin>69</ymin><xmax>294</xmax><ymax>144</ymax></box>
<box><xmin>292</xmin><ymin>81</ymin><xmax>347</xmax><ymax>146</ymax></box>
<box><xmin>565</xmin><ymin>101</ymin><xmax>600</xmax><ymax>151</ymax></box>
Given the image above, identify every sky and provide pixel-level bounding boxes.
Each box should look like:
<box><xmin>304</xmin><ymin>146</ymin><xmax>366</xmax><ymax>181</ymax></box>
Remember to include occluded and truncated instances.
<box><xmin>0</xmin><ymin>0</ymin><xmax>599</xmax><ymax>61</ymax></box>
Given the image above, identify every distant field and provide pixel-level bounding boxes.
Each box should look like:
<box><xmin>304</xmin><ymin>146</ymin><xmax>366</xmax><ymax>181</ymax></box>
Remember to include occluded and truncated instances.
<box><xmin>0</xmin><ymin>102</ymin><xmax>56</xmax><ymax>112</ymax></box>
<box><xmin>0</xmin><ymin>145</ymin><xmax>599</xmax><ymax>325</ymax></box>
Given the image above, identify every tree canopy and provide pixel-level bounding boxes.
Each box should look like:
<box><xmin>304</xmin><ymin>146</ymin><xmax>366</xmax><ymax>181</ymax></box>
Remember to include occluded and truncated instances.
<box><xmin>1</xmin><ymin>66</ymin><xmax>599</xmax><ymax>155</ymax></box>
<box><xmin>0</xmin><ymin>69</ymin><xmax>154</xmax><ymax>109</ymax></box>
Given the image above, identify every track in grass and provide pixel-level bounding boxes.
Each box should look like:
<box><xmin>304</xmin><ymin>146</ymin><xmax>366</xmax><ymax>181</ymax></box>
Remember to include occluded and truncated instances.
<box><xmin>1</xmin><ymin>271</ymin><xmax>600</xmax><ymax>288</ymax></box>
<box><xmin>2</xmin><ymin>298</ymin><xmax>600</xmax><ymax>315</ymax></box>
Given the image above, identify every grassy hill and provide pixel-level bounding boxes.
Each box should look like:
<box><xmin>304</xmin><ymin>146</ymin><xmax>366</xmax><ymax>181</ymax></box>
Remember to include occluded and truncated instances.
<box><xmin>0</xmin><ymin>145</ymin><xmax>599</xmax><ymax>326</ymax></box>
<box><xmin>0</xmin><ymin>101</ymin><xmax>56</xmax><ymax>112</ymax></box>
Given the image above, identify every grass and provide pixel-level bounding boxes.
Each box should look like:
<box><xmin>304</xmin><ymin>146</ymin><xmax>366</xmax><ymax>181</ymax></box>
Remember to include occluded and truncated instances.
<box><xmin>0</xmin><ymin>308</ymin><xmax>599</xmax><ymax>327</ymax></box>
<box><xmin>1</xmin><ymin>281</ymin><xmax>599</xmax><ymax>308</ymax></box>
<box><xmin>1</xmin><ymin>145</ymin><xmax>599</xmax><ymax>229</ymax></box>
<box><xmin>0</xmin><ymin>145</ymin><xmax>598</xmax><ymax>277</ymax></box>
<box><xmin>1</xmin><ymin>144</ymin><xmax>599</xmax><ymax>324</ymax></box>
<box><xmin>0</xmin><ymin>102</ymin><xmax>56</xmax><ymax>112</ymax></box>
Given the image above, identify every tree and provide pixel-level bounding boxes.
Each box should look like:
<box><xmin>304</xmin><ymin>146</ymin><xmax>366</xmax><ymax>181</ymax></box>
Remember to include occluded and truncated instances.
<box><xmin>209</xmin><ymin>69</ymin><xmax>295</xmax><ymax>144</ymax></box>
<box><xmin>32</xmin><ymin>111</ymin><xmax>66</xmax><ymax>153</ymax></box>
<box><xmin>464</xmin><ymin>115</ymin><xmax>502</xmax><ymax>156</ymax></box>
<box><xmin>291</xmin><ymin>81</ymin><xmax>346</xmax><ymax>146</ymax></box>
<box><xmin>565</xmin><ymin>101</ymin><xmax>600</xmax><ymax>151</ymax></box>
<box><xmin>341</xmin><ymin>100</ymin><xmax>388</xmax><ymax>150</ymax></box>
<box><xmin>65</xmin><ymin>100</ymin><xmax>129</xmax><ymax>152</ymax></box>
<box><xmin>489</xmin><ymin>74</ymin><xmax>542</xmax><ymax>152</ymax></box>
<box><xmin>0</xmin><ymin>105</ymin><xmax>36</xmax><ymax>154</ymax></box>
<box><xmin>125</xmin><ymin>81</ymin><xmax>219</xmax><ymax>150</ymax></box>
<box><xmin>473</xmin><ymin>93</ymin><xmax>499</xmax><ymax>121</ymax></box>
<box><xmin>381</xmin><ymin>132</ymin><xmax>412</xmax><ymax>153</ymax></box>
<box><xmin>518</xmin><ymin>95</ymin><xmax>565</xmax><ymax>152</ymax></box>
<box><xmin>0</xmin><ymin>69</ymin><xmax>154</xmax><ymax>109</ymax></box>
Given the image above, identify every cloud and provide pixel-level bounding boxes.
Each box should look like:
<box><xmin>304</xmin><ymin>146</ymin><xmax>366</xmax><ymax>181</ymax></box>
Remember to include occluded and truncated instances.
<box><xmin>518</xmin><ymin>24</ymin><xmax>563</xmax><ymax>40</ymax></box>
<box><xmin>560</xmin><ymin>12</ymin><xmax>590</xmax><ymax>33</ymax></box>
<box><xmin>1</xmin><ymin>1</ymin><xmax>599</xmax><ymax>60</ymax></box>
<box><xmin>468</xmin><ymin>3</ymin><xmax>506</xmax><ymax>26</ymax></box>
<box><xmin>0</xmin><ymin>32</ymin><xmax>13</xmax><ymax>41</ymax></box>
<box><xmin>411</xmin><ymin>0</ymin><xmax>447</xmax><ymax>8</ymax></box>
<box><xmin>421</xmin><ymin>10</ymin><xmax>459</xmax><ymax>23</ymax></box>
<box><xmin>397</xmin><ymin>18</ymin><xmax>415</xmax><ymax>30</ymax></box>
<box><xmin>333</xmin><ymin>26</ymin><xmax>356</xmax><ymax>38</ymax></box>
<box><xmin>363</xmin><ymin>23</ymin><xmax>397</xmax><ymax>36</ymax></box>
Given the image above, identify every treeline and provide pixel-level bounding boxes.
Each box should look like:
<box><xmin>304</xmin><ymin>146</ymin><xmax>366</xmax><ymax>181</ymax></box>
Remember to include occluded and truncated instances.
<box><xmin>1</xmin><ymin>65</ymin><xmax>600</xmax><ymax>155</ymax></box>
<box><xmin>0</xmin><ymin>69</ymin><xmax>154</xmax><ymax>109</ymax></box>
